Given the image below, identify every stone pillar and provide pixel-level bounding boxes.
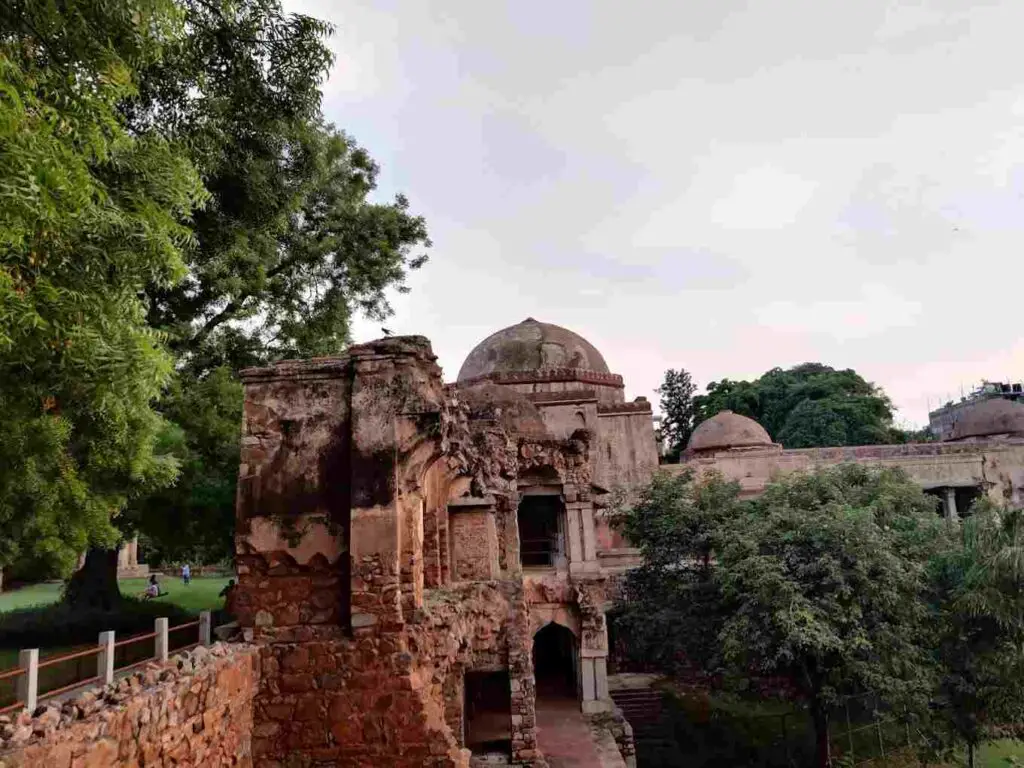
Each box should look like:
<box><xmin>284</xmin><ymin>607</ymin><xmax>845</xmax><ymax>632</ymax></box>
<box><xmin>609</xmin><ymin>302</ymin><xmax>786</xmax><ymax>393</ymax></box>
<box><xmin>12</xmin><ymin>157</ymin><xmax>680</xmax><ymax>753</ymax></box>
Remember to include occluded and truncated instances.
<box><xmin>566</xmin><ymin>502</ymin><xmax>584</xmax><ymax>569</ymax></box>
<box><xmin>580</xmin><ymin>608</ymin><xmax>612</xmax><ymax>714</ymax></box>
<box><xmin>944</xmin><ymin>487</ymin><xmax>958</xmax><ymax>521</ymax></box>
<box><xmin>567</xmin><ymin>500</ymin><xmax>599</xmax><ymax>575</ymax></box>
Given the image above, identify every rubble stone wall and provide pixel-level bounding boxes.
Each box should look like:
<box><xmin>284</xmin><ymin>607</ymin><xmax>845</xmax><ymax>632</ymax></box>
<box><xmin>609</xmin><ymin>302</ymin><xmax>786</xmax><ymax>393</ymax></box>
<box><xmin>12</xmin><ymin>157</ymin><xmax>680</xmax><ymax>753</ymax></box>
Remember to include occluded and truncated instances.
<box><xmin>251</xmin><ymin>582</ymin><xmax>539</xmax><ymax>767</ymax></box>
<box><xmin>450</xmin><ymin>509</ymin><xmax>499</xmax><ymax>580</ymax></box>
<box><xmin>0</xmin><ymin>644</ymin><xmax>259</xmax><ymax>768</ymax></box>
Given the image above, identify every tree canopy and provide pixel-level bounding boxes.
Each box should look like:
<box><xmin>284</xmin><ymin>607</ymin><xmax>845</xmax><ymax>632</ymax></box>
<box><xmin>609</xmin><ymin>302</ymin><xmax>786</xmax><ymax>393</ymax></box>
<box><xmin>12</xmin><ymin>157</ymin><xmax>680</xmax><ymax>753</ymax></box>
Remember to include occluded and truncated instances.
<box><xmin>656</xmin><ymin>368</ymin><xmax>697</xmax><ymax>461</ymax></box>
<box><xmin>131</xmin><ymin>0</ymin><xmax>430</xmax><ymax>376</ymax></box>
<box><xmin>693</xmin><ymin>363</ymin><xmax>905</xmax><ymax>448</ymax></box>
<box><xmin>0</xmin><ymin>0</ymin><xmax>205</xmax><ymax>577</ymax></box>
<box><xmin>929</xmin><ymin>500</ymin><xmax>1024</xmax><ymax>765</ymax></box>
<box><xmin>1</xmin><ymin>0</ymin><xmax>433</xmax><ymax>590</ymax></box>
<box><xmin>614</xmin><ymin>465</ymin><xmax>954</xmax><ymax>767</ymax></box>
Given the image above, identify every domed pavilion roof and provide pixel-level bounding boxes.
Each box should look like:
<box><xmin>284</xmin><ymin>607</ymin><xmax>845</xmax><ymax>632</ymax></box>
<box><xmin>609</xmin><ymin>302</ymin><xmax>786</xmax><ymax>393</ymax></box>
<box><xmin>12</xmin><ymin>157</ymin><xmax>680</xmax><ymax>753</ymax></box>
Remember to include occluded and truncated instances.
<box><xmin>457</xmin><ymin>318</ymin><xmax>610</xmax><ymax>382</ymax></box>
<box><xmin>947</xmin><ymin>398</ymin><xmax>1024</xmax><ymax>441</ymax></box>
<box><xmin>687</xmin><ymin>411</ymin><xmax>774</xmax><ymax>454</ymax></box>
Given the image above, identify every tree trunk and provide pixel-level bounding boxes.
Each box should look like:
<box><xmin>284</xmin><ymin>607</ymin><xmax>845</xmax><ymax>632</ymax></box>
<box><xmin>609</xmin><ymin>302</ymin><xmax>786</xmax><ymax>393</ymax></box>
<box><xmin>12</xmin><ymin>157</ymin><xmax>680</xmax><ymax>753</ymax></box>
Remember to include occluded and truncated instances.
<box><xmin>812</xmin><ymin>701</ymin><xmax>831</xmax><ymax>768</ymax></box>
<box><xmin>968</xmin><ymin>741</ymin><xmax>975</xmax><ymax>768</ymax></box>
<box><xmin>63</xmin><ymin>547</ymin><xmax>121</xmax><ymax>610</ymax></box>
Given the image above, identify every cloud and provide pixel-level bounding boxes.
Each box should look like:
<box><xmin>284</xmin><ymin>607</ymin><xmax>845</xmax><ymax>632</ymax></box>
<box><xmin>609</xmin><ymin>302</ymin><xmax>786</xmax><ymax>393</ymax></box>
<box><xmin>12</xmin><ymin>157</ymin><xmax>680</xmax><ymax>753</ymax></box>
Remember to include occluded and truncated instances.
<box><xmin>289</xmin><ymin>0</ymin><xmax>1024</xmax><ymax>428</ymax></box>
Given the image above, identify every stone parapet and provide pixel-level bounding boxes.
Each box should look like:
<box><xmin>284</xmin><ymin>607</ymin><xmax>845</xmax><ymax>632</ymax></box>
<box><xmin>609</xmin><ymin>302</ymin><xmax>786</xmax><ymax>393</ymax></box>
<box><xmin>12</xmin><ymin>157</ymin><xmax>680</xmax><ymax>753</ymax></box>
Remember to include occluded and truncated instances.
<box><xmin>0</xmin><ymin>643</ymin><xmax>259</xmax><ymax>768</ymax></box>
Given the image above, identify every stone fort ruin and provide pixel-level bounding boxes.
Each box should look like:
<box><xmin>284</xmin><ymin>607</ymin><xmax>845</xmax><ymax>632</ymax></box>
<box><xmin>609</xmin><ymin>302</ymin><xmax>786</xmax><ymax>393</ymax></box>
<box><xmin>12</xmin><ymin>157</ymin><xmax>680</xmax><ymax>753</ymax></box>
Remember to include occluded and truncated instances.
<box><xmin>5</xmin><ymin>318</ymin><xmax>1024</xmax><ymax>767</ymax></box>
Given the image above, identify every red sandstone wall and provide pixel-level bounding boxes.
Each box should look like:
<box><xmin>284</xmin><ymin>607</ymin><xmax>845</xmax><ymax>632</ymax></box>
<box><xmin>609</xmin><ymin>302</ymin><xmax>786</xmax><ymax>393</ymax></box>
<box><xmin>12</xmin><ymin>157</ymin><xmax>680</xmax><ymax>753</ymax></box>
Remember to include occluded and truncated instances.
<box><xmin>450</xmin><ymin>509</ymin><xmax>499</xmax><ymax>580</ymax></box>
<box><xmin>0</xmin><ymin>644</ymin><xmax>259</xmax><ymax>768</ymax></box>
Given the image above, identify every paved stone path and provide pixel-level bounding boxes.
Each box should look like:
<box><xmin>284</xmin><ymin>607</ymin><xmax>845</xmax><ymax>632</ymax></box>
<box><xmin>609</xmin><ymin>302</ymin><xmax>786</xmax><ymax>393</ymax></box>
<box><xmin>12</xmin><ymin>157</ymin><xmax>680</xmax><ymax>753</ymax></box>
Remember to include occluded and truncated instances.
<box><xmin>534</xmin><ymin>697</ymin><xmax>603</xmax><ymax>768</ymax></box>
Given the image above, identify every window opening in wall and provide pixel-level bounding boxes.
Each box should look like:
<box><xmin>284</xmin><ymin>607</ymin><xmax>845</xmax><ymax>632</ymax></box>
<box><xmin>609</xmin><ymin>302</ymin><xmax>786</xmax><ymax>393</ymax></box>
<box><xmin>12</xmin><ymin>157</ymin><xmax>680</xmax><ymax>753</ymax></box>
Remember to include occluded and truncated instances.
<box><xmin>924</xmin><ymin>488</ymin><xmax>944</xmax><ymax>514</ymax></box>
<box><xmin>518</xmin><ymin>495</ymin><xmax>565</xmax><ymax>568</ymax></box>
<box><xmin>956</xmin><ymin>486</ymin><xmax>982</xmax><ymax>516</ymax></box>
<box><xmin>533</xmin><ymin>622</ymin><xmax>577</xmax><ymax>701</ymax></box>
<box><xmin>464</xmin><ymin>670</ymin><xmax>512</xmax><ymax>756</ymax></box>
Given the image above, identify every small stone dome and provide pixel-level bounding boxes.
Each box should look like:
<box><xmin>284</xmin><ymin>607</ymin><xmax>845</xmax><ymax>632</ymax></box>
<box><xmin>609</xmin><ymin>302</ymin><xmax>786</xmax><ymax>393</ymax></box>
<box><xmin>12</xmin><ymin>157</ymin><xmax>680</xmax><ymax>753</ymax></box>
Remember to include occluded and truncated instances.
<box><xmin>457</xmin><ymin>318</ymin><xmax>610</xmax><ymax>382</ymax></box>
<box><xmin>947</xmin><ymin>398</ymin><xmax>1024</xmax><ymax>441</ymax></box>
<box><xmin>687</xmin><ymin>411</ymin><xmax>774</xmax><ymax>454</ymax></box>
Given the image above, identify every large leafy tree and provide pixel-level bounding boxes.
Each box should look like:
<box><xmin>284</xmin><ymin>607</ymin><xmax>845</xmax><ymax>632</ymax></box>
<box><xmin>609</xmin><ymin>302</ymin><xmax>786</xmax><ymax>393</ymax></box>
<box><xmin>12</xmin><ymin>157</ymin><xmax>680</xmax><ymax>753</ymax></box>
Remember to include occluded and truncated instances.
<box><xmin>0</xmin><ymin>0</ymin><xmax>205</xmax><ymax>595</ymax></box>
<box><xmin>611</xmin><ymin>469</ymin><xmax>740</xmax><ymax>674</ymax></box>
<box><xmin>693</xmin><ymin>363</ymin><xmax>905</xmax><ymax>448</ymax></box>
<box><xmin>656</xmin><ymin>368</ymin><xmax>698</xmax><ymax>462</ymax></box>
<box><xmin>102</xmin><ymin>0</ymin><xmax>430</xmax><ymax>577</ymax></box>
<box><xmin>929</xmin><ymin>501</ymin><xmax>1024</xmax><ymax>767</ymax></box>
<box><xmin>615</xmin><ymin>464</ymin><xmax>951</xmax><ymax>768</ymax></box>
<box><xmin>132</xmin><ymin>0</ymin><xmax>430</xmax><ymax>375</ymax></box>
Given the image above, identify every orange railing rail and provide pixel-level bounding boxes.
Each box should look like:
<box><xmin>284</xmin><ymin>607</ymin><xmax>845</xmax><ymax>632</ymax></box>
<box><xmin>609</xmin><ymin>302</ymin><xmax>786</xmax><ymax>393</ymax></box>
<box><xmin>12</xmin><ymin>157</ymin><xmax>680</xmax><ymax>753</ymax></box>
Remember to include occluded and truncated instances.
<box><xmin>0</xmin><ymin>611</ymin><xmax>214</xmax><ymax>713</ymax></box>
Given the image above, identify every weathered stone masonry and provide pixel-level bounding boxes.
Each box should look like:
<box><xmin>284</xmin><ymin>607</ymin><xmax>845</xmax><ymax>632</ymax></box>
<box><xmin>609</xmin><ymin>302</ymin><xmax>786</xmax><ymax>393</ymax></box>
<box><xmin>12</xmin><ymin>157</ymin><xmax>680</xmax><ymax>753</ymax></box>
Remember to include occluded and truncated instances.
<box><xmin>0</xmin><ymin>644</ymin><xmax>259</xmax><ymax>767</ymax></box>
<box><xmin>234</xmin><ymin>330</ymin><xmax>642</xmax><ymax>766</ymax></box>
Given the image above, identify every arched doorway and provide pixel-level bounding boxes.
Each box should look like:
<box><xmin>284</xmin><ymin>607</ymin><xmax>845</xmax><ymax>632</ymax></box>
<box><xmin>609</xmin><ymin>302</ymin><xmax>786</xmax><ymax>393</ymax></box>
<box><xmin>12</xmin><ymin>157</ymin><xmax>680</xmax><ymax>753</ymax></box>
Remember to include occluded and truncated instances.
<box><xmin>533</xmin><ymin>622</ymin><xmax>578</xmax><ymax>701</ymax></box>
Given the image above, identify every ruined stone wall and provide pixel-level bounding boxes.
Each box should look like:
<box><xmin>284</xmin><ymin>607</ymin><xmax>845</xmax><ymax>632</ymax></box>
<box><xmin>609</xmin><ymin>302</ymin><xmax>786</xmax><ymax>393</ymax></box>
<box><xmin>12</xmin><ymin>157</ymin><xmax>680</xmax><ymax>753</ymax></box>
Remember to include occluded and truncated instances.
<box><xmin>0</xmin><ymin>644</ymin><xmax>259</xmax><ymax>768</ymax></box>
<box><xmin>592</xmin><ymin>406</ymin><xmax>658</xmax><ymax>555</ymax></box>
<box><xmin>251</xmin><ymin>582</ymin><xmax>539</xmax><ymax>767</ymax></box>
<box><xmin>450</xmin><ymin>509</ymin><xmax>500</xmax><ymax>580</ymax></box>
<box><xmin>672</xmin><ymin>440</ymin><xmax>1024</xmax><ymax>505</ymax></box>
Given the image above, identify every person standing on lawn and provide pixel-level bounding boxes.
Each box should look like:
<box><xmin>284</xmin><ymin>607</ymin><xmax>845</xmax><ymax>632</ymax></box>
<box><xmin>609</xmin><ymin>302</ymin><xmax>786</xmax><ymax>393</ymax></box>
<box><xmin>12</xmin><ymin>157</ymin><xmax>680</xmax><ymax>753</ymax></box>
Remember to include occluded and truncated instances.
<box><xmin>182</xmin><ymin>562</ymin><xmax>191</xmax><ymax>586</ymax></box>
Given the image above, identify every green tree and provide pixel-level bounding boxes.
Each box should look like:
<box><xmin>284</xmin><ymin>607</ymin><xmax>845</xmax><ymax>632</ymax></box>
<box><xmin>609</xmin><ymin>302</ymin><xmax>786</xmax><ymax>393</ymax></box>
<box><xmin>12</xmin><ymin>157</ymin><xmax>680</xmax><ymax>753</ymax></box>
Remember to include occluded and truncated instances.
<box><xmin>612</xmin><ymin>469</ymin><xmax>740</xmax><ymax>674</ymax></box>
<box><xmin>929</xmin><ymin>500</ymin><xmax>1024</xmax><ymax>767</ymax></box>
<box><xmin>123</xmin><ymin>0</ymin><xmax>431</xmax><ymax>569</ymax></box>
<box><xmin>132</xmin><ymin>0</ymin><xmax>429</xmax><ymax>375</ymax></box>
<box><xmin>693</xmin><ymin>363</ymin><xmax>903</xmax><ymax>448</ymax></box>
<box><xmin>657</xmin><ymin>368</ymin><xmax>698</xmax><ymax>461</ymax></box>
<box><xmin>129</xmin><ymin>367</ymin><xmax>243</xmax><ymax>565</ymax></box>
<box><xmin>0</xmin><ymin>0</ymin><xmax>205</xmax><ymax>599</ymax></box>
<box><xmin>615</xmin><ymin>464</ymin><xmax>951</xmax><ymax>767</ymax></box>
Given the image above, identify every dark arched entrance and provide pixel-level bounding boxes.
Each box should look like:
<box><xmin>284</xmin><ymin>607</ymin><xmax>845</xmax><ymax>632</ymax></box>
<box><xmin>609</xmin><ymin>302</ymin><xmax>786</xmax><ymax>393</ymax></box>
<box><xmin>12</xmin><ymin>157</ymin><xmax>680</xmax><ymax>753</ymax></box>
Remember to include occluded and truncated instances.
<box><xmin>533</xmin><ymin>622</ymin><xmax>577</xmax><ymax>700</ymax></box>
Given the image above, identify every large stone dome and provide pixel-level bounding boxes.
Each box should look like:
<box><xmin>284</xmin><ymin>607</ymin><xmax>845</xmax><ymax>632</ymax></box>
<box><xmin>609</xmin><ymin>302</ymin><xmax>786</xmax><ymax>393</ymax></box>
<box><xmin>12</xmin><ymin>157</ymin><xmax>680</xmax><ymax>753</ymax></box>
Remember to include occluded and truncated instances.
<box><xmin>947</xmin><ymin>398</ymin><xmax>1024</xmax><ymax>441</ymax></box>
<box><xmin>687</xmin><ymin>411</ymin><xmax>774</xmax><ymax>454</ymax></box>
<box><xmin>457</xmin><ymin>318</ymin><xmax>611</xmax><ymax>382</ymax></box>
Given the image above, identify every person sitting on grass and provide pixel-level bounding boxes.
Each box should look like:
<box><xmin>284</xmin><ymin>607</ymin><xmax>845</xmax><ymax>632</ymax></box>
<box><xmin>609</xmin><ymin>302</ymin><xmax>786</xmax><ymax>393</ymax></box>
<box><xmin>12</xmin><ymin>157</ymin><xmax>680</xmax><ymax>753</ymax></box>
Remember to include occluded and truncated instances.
<box><xmin>143</xmin><ymin>574</ymin><xmax>166</xmax><ymax>600</ymax></box>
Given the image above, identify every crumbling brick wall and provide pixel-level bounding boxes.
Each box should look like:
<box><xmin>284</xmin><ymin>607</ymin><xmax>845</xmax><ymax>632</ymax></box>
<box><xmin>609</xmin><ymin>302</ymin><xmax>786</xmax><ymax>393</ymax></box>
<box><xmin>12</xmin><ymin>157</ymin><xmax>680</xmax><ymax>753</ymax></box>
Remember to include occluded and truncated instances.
<box><xmin>251</xmin><ymin>582</ymin><xmax>538</xmax><ymax>767</ymax></box>
<box><xmin>0</xmin><ymin>644</ymin><xmax>259</xmax><ymax>768</ymax></box>
<box><xmin>235</xmin><ymin>336</ymin><xmax>601</xmax><ymax>767</ymax></box>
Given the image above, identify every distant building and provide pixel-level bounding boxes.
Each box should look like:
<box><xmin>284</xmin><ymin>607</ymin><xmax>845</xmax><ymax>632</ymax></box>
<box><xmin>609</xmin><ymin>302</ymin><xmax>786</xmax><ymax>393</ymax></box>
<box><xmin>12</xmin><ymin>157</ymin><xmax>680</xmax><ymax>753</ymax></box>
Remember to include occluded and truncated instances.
<box><xmin>929</xmin><ymin>381</ymin><xmax>1024</xmax><ymax>441</ymax></box>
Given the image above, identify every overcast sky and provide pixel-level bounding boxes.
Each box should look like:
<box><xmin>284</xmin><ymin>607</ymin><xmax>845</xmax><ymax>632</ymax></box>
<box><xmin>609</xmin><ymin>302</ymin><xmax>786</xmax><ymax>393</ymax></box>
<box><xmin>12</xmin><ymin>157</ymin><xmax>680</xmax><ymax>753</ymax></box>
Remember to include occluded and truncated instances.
<box><xmin>285</xmin><ymin>0</ymin><xmax>1024</xmax><ymax>428</ymax></box>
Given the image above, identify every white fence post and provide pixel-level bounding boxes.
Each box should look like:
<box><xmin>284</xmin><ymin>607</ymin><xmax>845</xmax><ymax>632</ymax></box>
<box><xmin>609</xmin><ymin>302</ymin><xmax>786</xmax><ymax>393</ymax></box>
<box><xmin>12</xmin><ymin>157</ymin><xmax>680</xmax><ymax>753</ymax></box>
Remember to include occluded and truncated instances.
<box><xmin>17</xmin><ymin>649</ymin><xmax>38</xmax><ymax>712</ymax></box>
<box><xmin>199</xmin><ymin>611</ymin><xmax>212</xmax><ymax>647</ymax></box>
<box><xmin>154</xmin><ymin>618</ymin><xmax>169</xmax><ymax>662</ymax></box>
<box><xmin>97</xmin><ymin>631</ymin><xmax>115</xmax><ymax>685</ymax></box>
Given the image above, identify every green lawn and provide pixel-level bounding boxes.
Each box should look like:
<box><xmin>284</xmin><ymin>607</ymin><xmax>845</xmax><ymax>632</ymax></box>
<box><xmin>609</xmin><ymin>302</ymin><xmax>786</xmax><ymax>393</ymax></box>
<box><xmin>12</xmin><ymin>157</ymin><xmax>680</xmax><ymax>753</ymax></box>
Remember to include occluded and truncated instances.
<box><xmin>0</xmin><ymin>576</ymin><xmax>230</xmax><ymax>615</ymax></box>
<box><xmin>977</xmin><ymin>739</ymin><xmax>1024</xmax><ymax>767</ymax></box>
<box><xmin>0</xmin><ymin>576</ymin><xmax>232</xmax><ymax>707</ymax></box>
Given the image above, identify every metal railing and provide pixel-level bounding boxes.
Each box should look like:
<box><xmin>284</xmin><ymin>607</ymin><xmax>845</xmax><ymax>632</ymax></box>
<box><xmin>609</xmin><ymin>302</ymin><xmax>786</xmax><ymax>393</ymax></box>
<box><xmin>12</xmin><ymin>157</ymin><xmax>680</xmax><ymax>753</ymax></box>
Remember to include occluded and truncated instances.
<box><xmin>0</xmin><ymin>611</ymin><xmax>212</xmax><ymax>715</ymax></box>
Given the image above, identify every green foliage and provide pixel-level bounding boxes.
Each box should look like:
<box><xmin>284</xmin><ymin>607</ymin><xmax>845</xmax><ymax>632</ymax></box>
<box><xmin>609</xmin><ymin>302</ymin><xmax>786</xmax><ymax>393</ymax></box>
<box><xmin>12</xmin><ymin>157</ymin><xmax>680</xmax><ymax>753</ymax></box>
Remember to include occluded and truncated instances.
<box><xmin>133</xmin><ymin>0</ymin><xmax>430</xmax><ymax>375</ymax></box>
<box><xmin>612</xmin><ymin>470</ymin><xmax>741</xmax><ymax>673</ymax></box>
<box><xmin>657</xmin><ymin>368</ymin><xmax>698</xmax><ymax>461</ymax></box>
<box><xmin>693</xmin><ymin>363</ymin><xmax>904</xmax><ymax>448</ymax></box>
<box><xmin>0</xmin><ymin>0</ymin><xmax>205</xmax><ymax>575</ymax></box>
<box><xmin>131</xmin><ymin>367</ymin><xmax>242</xmax><ymax>564</ymax></box>
<box><xmin>127</xmin><ymin>0</ymin><xmax>431</xmax><ymax>563</ymax></box>
<box><xmin>615</xmin><ymin>465</ymin><xmax>954</xmax><ymax>766</ymax></box>
<box><xmin>719</xmin><ymin>465</ymin><xmax>948</xmax><ymax>711</ymax></box>
<box><xmin>928</xmin><ymin>501</ymin><xmax>1024</xmax><ymax>761</ymax></box>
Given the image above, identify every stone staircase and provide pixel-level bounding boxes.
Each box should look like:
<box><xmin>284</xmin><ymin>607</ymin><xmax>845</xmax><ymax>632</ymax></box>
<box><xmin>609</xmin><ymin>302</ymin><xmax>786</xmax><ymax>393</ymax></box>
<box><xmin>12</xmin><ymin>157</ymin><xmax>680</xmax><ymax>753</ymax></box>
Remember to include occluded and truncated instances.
<box><xmin>610</xmin><ymin>687</ymin><xmax>679</xmax><ymax>766</ymax></box>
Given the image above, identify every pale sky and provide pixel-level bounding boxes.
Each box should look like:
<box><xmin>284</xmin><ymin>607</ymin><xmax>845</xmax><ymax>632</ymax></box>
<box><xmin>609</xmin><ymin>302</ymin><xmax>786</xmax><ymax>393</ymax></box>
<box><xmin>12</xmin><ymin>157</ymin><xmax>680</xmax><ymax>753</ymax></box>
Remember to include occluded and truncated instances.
<box><xmin>285</xmin><ymin>0</ymin><xmax>1024</xmax><ymax>429</ymax></box>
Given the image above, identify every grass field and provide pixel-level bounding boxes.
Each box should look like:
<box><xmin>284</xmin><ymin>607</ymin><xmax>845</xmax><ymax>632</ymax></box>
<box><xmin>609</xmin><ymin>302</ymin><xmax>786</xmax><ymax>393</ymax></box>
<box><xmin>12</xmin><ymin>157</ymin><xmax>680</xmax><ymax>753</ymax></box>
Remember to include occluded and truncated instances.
<box><xmin>975</xmin><ymin>739</ymin><xmax>1024</xmax><ymax>766</ymax></box>
<box><xmin>0</xmin><ymin>576</ymin><xmax>230</xmax><ymax>615</ymax></box>
<box><xmin>0</xmin><ymin>577</ymin><xmax>232</xmax><ymax>706</ymax></box>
